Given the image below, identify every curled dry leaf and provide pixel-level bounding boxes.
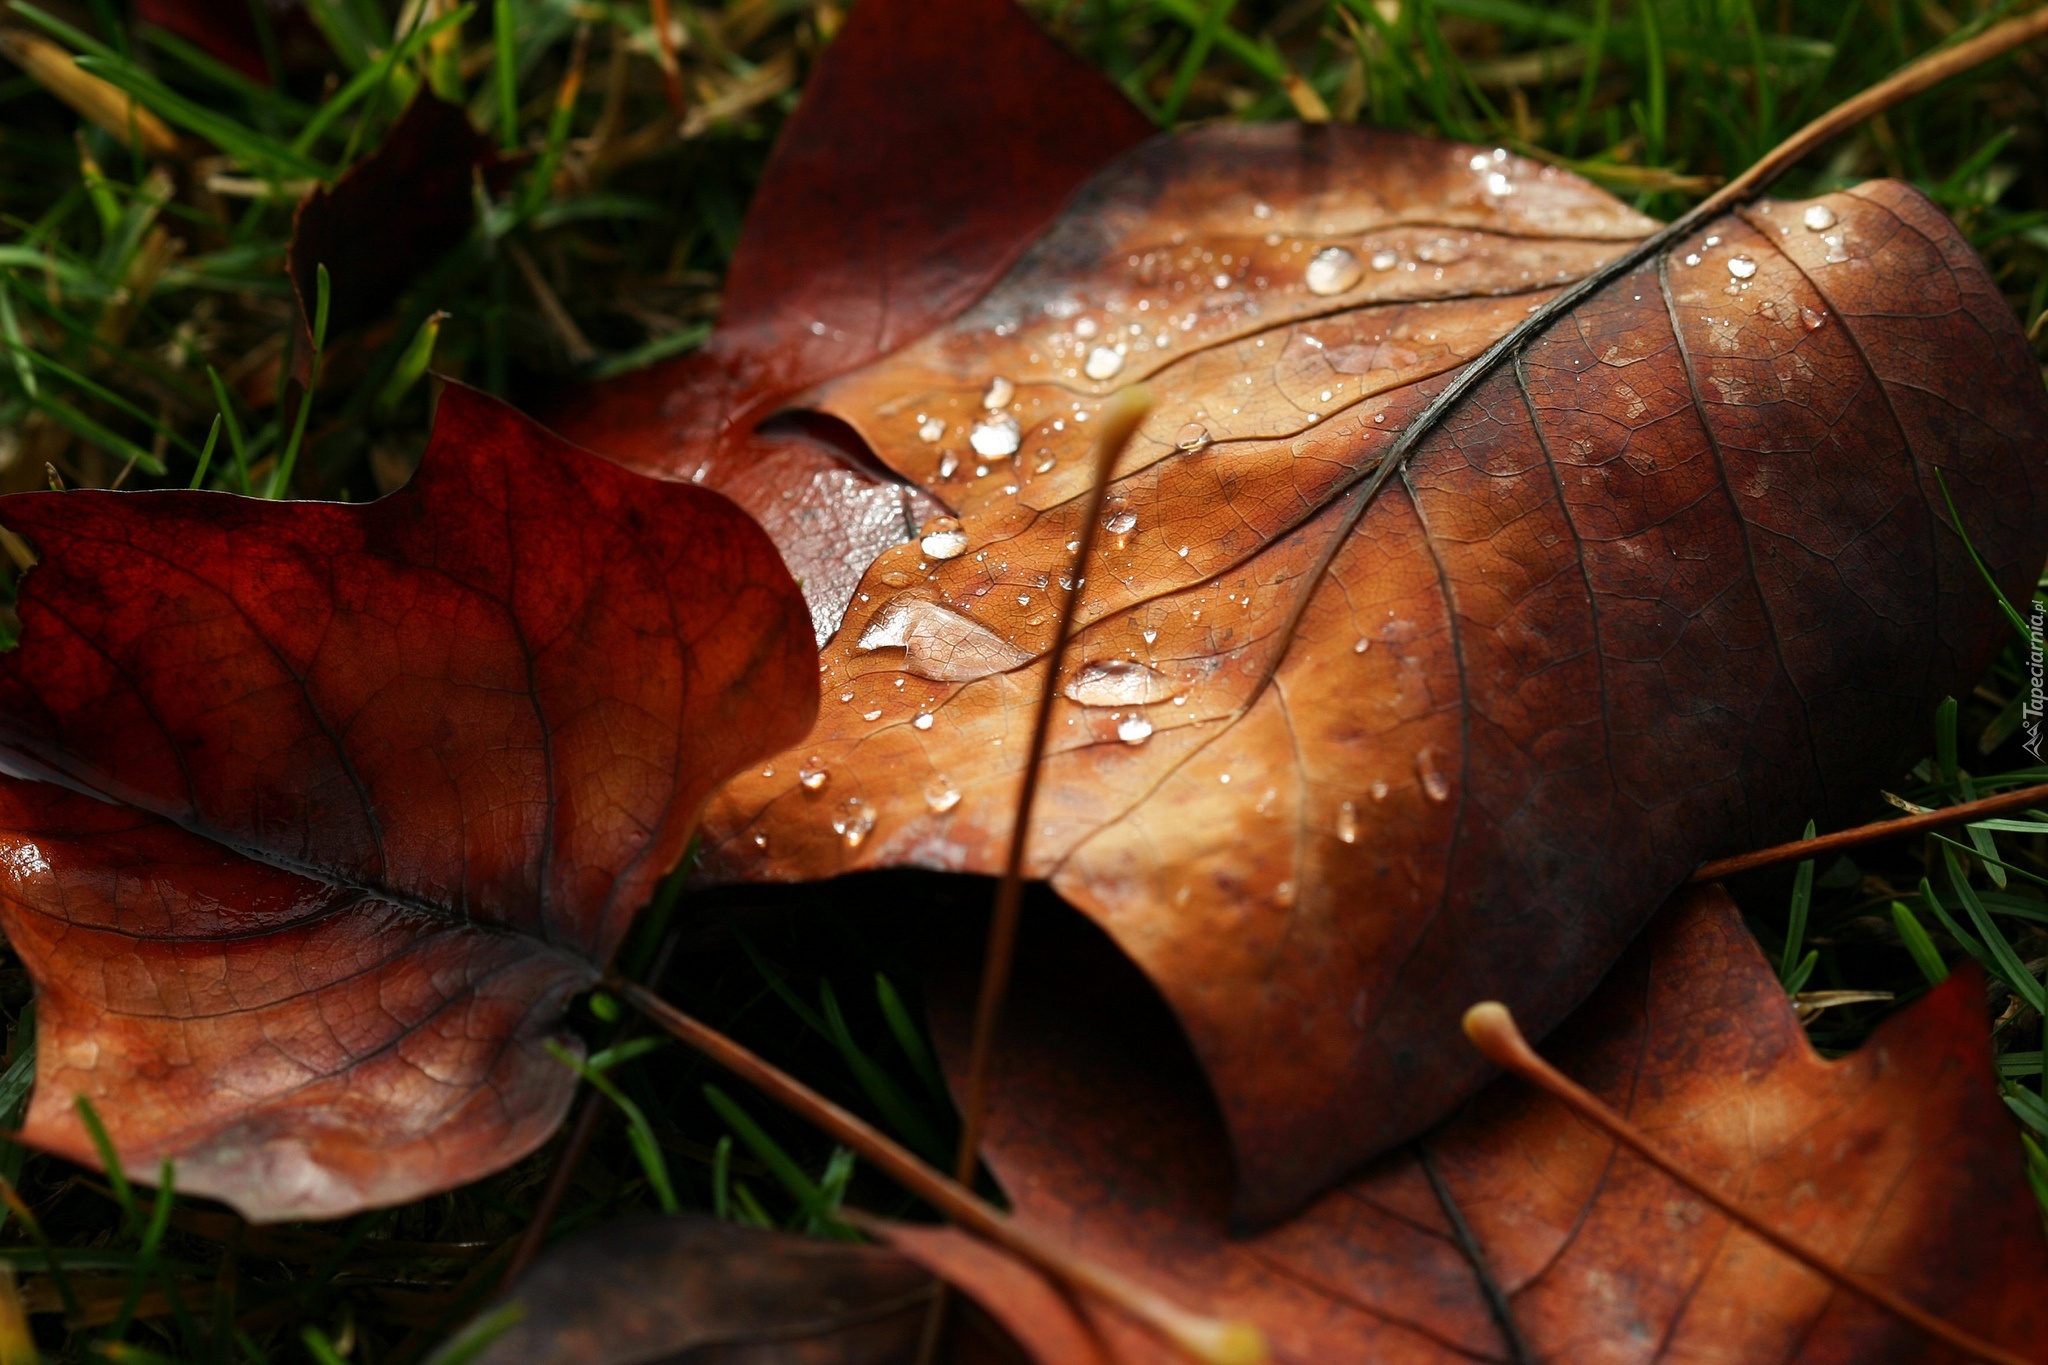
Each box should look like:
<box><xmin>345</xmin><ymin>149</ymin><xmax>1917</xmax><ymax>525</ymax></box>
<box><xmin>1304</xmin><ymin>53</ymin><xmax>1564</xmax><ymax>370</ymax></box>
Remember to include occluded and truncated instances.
<box><xmin>898</xmin><ymin>886</ymin><xmax>2048</xmax><ymax>1362</ymax></box>
<box><xmin>0</xmin><ymin>385</ymin><xmax>816</xmax><ymax>1220</ymax></box>
<box><xmin>559</xmin><ymin>0</ymin><xmax>2048</xmax><ymax>1222</ymax></box>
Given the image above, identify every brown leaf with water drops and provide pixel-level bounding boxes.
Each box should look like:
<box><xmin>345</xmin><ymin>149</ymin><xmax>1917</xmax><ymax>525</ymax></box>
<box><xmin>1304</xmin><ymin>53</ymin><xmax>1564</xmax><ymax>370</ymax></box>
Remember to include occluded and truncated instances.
<box><xmin>698</xmin><ymin>136</ymin><xmax>2048</xmax><ymax>1223</ymax></box>
<box><xmin>901</xmin><ymin>885</ymin><xmax>2048</xmax><ymax>1362</ymax></box>
<box><xmin>558</xmin><ymin>0</ymin><xmax>2048</xmax><ymax>1224</ymax></box>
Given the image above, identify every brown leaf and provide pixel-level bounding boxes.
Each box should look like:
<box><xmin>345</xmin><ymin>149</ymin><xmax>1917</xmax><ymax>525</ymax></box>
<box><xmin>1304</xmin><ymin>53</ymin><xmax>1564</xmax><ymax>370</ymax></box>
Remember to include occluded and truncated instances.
<box><xmin>0</xmin><ymin>384</ymin><xmax>816</xmax><ymax>1220</ymax></box>
<box><xmin>903</xmin><ymin>886</ymin><xmax>2048</xmax><ymax>1361</ymax></box>
<box><xmin>609</xmin><ymin>38</ymin><xmax>2048</xmax><ymax>1219</ymax></box>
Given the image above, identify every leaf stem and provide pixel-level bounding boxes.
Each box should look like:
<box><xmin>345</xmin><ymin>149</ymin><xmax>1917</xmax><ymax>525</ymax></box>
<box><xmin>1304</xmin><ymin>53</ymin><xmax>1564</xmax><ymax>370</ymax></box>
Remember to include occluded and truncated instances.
<box><xmin>1690</xmin><ymin>779</ymin><xmax>2048</xmax><ymax>882</ymax></box>
<box><xmin>1461</xmin><ymin>1001</ymin><xmax>2031</xmax><ymax>1365</ymax></box>
<box><xmin>610</xmin><ymin>974</ymin><xmax>1267</xmax><ymax>1365</ymax></box>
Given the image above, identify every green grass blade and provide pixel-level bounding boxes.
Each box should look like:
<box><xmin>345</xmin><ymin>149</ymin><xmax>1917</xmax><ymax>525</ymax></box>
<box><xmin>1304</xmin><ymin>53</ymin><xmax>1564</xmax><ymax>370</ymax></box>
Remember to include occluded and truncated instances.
<box><xmin>1891</xmin><ymin>900</ymin><xmax>1949</xmax><ymax>984</ymax></box>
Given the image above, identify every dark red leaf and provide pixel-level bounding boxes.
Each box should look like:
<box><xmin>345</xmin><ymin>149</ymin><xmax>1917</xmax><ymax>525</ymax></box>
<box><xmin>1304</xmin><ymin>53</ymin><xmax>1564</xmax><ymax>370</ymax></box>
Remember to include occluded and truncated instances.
<box><xmin>289</xmin><ymin>92</ymin><xmax>492</xmax><ymax>358</ymax></box>
<box><xmin>0</xmin><ymin>384</ymin><xmax>816</xmax><ymax>1219</ymax></box>
<box><xmin>549</xmin><ymin>0</ymin><xmax>1153</xmax><ymax>639</ymax></box>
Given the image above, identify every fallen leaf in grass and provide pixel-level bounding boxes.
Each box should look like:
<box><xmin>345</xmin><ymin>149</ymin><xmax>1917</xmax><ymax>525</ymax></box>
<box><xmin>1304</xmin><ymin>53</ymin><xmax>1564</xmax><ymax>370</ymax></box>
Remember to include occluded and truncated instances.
<box><xmin>0</xmin><ymin>384</ymin><xmax>816</xmax><ymax>1220</ymax></box>
<box><xmin>288</xmin><ymin>92</ymin><xmax>492</xmax><ymax>363</ymax></box>
<box><xmin>549</xmin><ymin>0</ymin><xmax>1154</xmax><ymax>642</ymax></box>
<box><xmin>563</xmin><ymin>0</ymin><xmax>2048</xmax><ymax>1223</ymax></box>
<box><xmin>452</xmin><ymin>1214</ymin><xmax>1052</xmax><ymax>1365</ymax></box>
<box><xmin>903</xmin><ymin>885</ymin><xmax>2048</xmax><ymax>1361</ymax></box>
<box><xmin>135</xmin><ymin>0</ymin><xmax>325</xmax><ymax>85</ymax></box>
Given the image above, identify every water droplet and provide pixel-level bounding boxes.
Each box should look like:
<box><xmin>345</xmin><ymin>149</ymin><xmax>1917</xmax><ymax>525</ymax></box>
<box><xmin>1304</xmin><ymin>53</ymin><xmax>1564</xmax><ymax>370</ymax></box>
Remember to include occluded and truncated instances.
<box><xmin>919</xmin><ymin>516</ymin><xmax>968</xmax><ymax>559</ymax></box>
<box><xmin>1800</xmin><ymin>307</ymin><xmax>1827</xmax><ymax>331</ymax></box>
<box><xmin>937</xmin><ymin>451</ymin><xmax>960</xmax><ymax>479</ymax></box>
<box><xmin>1085</xmin><ymin>346</ymin><xmax>1125</xmax><ymax>381</ymax></box>
<box><xmin>1484</xmin><ymin>170</ymin><xmax>1514</xmax><ymax>196</ymax></box>
<box><xmin>1142</xmin><ymin>627</ymin><xmax>1158</xmax><ymax>644</ymax></box>
<box><xmin>1416</xmin><ymin>747</ymin><xmax>1452</xmax><ymax>802</ymax></box>
<box><xmin>1373</xmin><ymin>412</ymin><xmax>1385</xmax><ymax>423</ymax></box>
<box><xmin>918</xmin><ymin>417</ymin><xmax>946</xmax><ymax>442</ymax></box>
<box><xmin>1175</xmin><ymin>422</ymin><xmax>1211</xmax><ymax>451</ymax></box>
<box><xmin>1274</xmin><ymin>880</ymin><xmax>1295</xmax><ymax>907</ymax></box>
<box><xmin>760</xmin><ymin>766</ymin><xmax>776</xmax><ymax>778</ymax></box>
<box><xmin>1117</xmin><ymin>715</ymin><xmax>1154</xmax><ymax>744</ymax></box>
<box><xmin>863</xmin><ymin>709</ymin><xmax>882</xmax><ymax>721</ymax></box>
<box><xmin>982</xmin><ymin>376</ymin><xmax>1014</xmax><ymax>409</ymax></box>
<box><xmin>1802</xmin><ymin>203</ymin><xmax>1837</xmax><ymax>231</ymax></box>
<box><xmin>971</xmin><ymin>414</ymin><xmax>1021</xmax><ymax>457</ymax></box>
<box><xmin>1218</xmin><ymin>772</ymin><xmax>1231</xmax><ymax>784</ymax></box>
<box><xmin>924</xmin><ymin>778</ymin><xmax>960</xmax><ymax>814</ymax></box>
<box><xmin>1254</xmin><ymin>786</ymin><xmax>1278</xmax><ymax>816</ymax></box>
<box><xmin>1073</xmin><ymin>317</ymin><xmax>1099</xmax><ymax>339</ymax></box>
<box><xmin>913</xmin><ymin>712</ymin><xmax>934</xmax><ymax>730</ymax></box>
<box><xmin>1035</xmin><ymin>456</ymin><xmax>1056</xmax><ymax>473</ymax></box>
<box><xmin>854</xmin><ymin>593</ymin><xmax>1034</xmax><ymax>681</ymax></box>
<box><xmin>1305</xmin><ymin>246</ymin><xmax>1362</xmax><ymax>296</ymax></box>
<box><xmin>1370</xmin><ymin>248</ymin><xmax>1399</xmax><ymax>271</ymax></box>
<box><xmin>1705</xmin><ymin>235</ymin><xmax>1721</xmax><ymax>247</ymax></box>
<box><xmin>831</xmin><ymin>797</ymin><xmax>875</xmax><ymax>847</ymax></box>
<box><xmin>1726</xmin><ymin>255</ymin><xmax>1757</xmax><ymax>280</ymax></box>
<box><xmin>1336</xmin><ymin>801</ymin><xmax>1359</xmax><ymax>844</ymax></box>
<box><xmin>1370</xmin><ymin>779</ymin><xmax>1389</xmax><ymax>801</ymax></box>
<box><xmin>1065</xmin><ymin>659</ymin><xmax>1177</xmax><ymax>707</ymax></box>
<box><xmin>798</xmin><ymin>759</ymin><xmax>829</xmax><ymax>791</ymax></box>
<box><xmin>1104</xmin><ymin>509</ymin><xmax>1138</xmax><ymax>535</ymax></box>
<box><xmin>1353</xmin><ymin>638</ymin><xmax>1370</xmax><ymax>653</ymax></box>
<box><xmin>1823</xmin><ymin>233</ymin><xmax>1849</xmax><ymax>263</ymax></box>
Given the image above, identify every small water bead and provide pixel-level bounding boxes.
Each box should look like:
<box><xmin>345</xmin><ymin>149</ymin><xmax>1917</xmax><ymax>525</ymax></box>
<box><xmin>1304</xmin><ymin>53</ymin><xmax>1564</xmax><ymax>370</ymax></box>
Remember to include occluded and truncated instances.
<box><xmin>1726</xmin><ymin>255</ymin><xmax>1757</xmax><ymax>280</ymax></box>
<box><xmin>1035</xmin><ymin>456</ymin><xmax>1057</xmax><ymax>474</ymax></box>
<box><xmin>918</xmin><ymin>417</ymin><xmax>946</xmax><ymax>442</ymax></box>
<box><xmin>920</xmin><ymin>516</ymin><xmax>969</xmax><ymax>560</ymax></box>
<box><xmin>1336</xmin><ymin>800</ymin><xmax>1359</xmax><ymax>844</ymax></box>
<box><xmin>798</xmin><ymin>759</ymin><xmax>829</xmax><ymax>791</ymax></box>
<box><xmin>1416</xmin><ymin>747</ymin><xmax>1452</xmax><ymax>803</ymax></box>
<box><xmin>1065</xmin><ymin>659</ymin><xmax>1177</xmax><ymax>707</ymax></box>
<box><xmin>1370</xmin><ymin>779</ymin><xmax>1390</xmax><ymax>801</ymax></box>
<box><xmin>752</xmin><ymin>832</ymin><xmax>768</xmax><ymax>849</ymax></box>
<box><xmin>1212</xmin><ymin>273</ymin><xmax>1231</xmax><ymax>289</ymax></box>
<box><xmin>1085</xmin><ymin>346</ymin><xmax>1125</xmax><ymax>381</ymax></box>
<box><xmin>937</xmin><ymin>452</ymin><xmax>960</xmax><ymax>479</ymax></box>
<box><xmin>1802</xmin><ymin>203</ymin><xmax>1837</xmax><ymax>231</ymax></box>
<box><xmin>1683</xmin><ymin>253</ymin><xmax>1701</xmax><ymax>267</ymax></box>
<box><xmin>1117</xmin><ymin>715</ymin><xmax>1154</xmax><ymax>744</ymax></box>
<box><xmin>1104</xmin><ymin>509</ymin><xmax>1138</xmax><ymax>535</ymax></box>
<box><xmin>1304</xmin><ymin>246</ymin><xmax>1363</xmax><ymax>296</ymax></box>
<box><xmin>1484</xmin><ymin>171</ymin><xmax>1514</xmax><ymax>197</ymax></box>
<box><xmin>1370</xmin><ymin>248</ymin><xmax>1399</xmax><ymax>271</ymax></box>
<box><xmin>913</xmin><ymin>712</ymin><xmax>934</xmax><ymax>730</ymax></box>
<box><xmin>982</xmin><ymin>376</ymin><xmax>1015</xmax><ymax>409</ymax></box>
<box><xmin>832</xmin><ymin>796</ymin><xmax>876</xmax><ymax>847</ymax></box>
<box><xmin>863</xmin><ymin>709</ymin><xmax>882</xmax><ymax>721</ymax></box>
<box><xmin>839</xmin><ymin>690</ymin><xmax>854</xmax><ymax>703</ymax></box>
<box><xmin>1142</xmin><ymin>627</ymin><xmax>1158</xmax><ymax>644</ymax></box>
<box><xmin>1175</xmin><ymin>422</ymin><xmax>1211</xmax><ymax>452</ymax></box>
<box><xmin>1822</xmin><ymin>234</ymin><xmax>1850</xmax><ymax>263</ymax></box>
<box><xmin>1801</xmin><ymin>307</ymin><xmax>1828</xmax><ymax>331</ymax></box>
<box><xmin>924</xmin><ymin>778</ymin><xmax>961</xmax><ymax>814</ymax></box>
<box><xmin>1073</xmin><ymin>317</ymin><xmax>1099</xmax><ymax>339</ymax></box>
<box><xmin>1354</xmin><ymin>638</ymin><xmax>1370</xmax><ymax>654</ymax></box>
<box><xmin>970</xmin><ymin>413</ymin><xmax>1021</xmax><ymax>457</ymax></box>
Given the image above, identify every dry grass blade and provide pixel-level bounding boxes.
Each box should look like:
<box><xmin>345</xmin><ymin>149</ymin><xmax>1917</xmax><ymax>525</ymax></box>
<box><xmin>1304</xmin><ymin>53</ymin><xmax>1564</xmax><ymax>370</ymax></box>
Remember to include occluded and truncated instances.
<box><xmin>952</xmin><ymin>384</ymin><xmax>1154</xmax><ymax>1187</ymax></box>
<box><xmin>1460</xmin><ymin>1002</ymin><xmax>2032</xmax><ymax>1365</ymax></box>
<box><xmin>0</xmin><ymin>29</ymin><xmax>177</xmax><ymax>156</ymax></box>
<box><xmin>1690</xmin><ymin>779</ymin><xmax>2048</xmax><ymax>882</ymax></box>
<box><xmin>611</xmin><ymin>975</ymin><xmax>1269</xmax><ymax>1365</ymax></box>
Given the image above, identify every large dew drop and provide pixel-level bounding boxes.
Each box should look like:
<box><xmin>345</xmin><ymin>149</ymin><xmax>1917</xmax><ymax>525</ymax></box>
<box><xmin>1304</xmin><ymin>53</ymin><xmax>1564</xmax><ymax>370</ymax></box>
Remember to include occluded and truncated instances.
<box><xmin>1726</xmin><ymin>255</ymin><xmax>1757</xmax><ymax>280</ymax></box>
<box><xmin>1802</xmin><ymin>203</ymin><xmax>1837</xmax><ymax>231</ymax></box>
<box><xmin>919</xmin><ymin>516</ymin><xmax>968</xmax><ymax>560</ymax></box>
<box><xmin>1085</xmin><ymin>346</ymin><xmax>1125</xmax><ymax>381</ymax></box>
<box><xmin>855</xmin><ymin>593</ymin><xmax>1034</xmax><ymax>682</ymax></box>
<box><xmin>970</xmin><ymin>413</ymin><xmax>1021</xmax><ymax>457</ymax></box>
<box><xmin>832</xmin><ymin>796</ymin><xmax>876</xmax><ymax>848</ymax></box>
<box><xmin>1304</xmin><ymin>246</ymin><xmax>1362</xmax><ymax>296</ymax></box>
<box><xmin>1064</xmin><ymin>659</ymin><xmax>1178</xmax><ymax>707</ymax></box>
